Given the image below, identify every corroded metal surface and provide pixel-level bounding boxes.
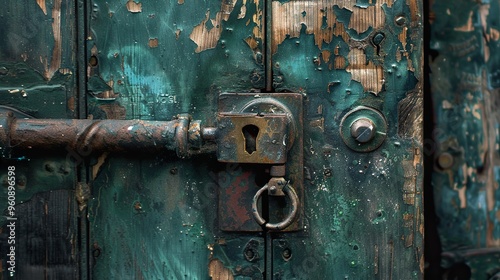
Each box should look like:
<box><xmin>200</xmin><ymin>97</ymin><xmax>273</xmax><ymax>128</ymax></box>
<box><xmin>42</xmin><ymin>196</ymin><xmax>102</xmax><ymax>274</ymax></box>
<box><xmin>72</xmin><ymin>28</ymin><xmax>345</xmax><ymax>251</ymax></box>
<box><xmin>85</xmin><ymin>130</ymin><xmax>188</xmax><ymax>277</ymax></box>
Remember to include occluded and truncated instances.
<box><xmin>0</xmin><ymin>108</ymin><xmax>208</xmax><ymax>158</ymax></box>
<box><xmin>217</xmin><ymin>114</ymin><xmax>290</xmax><ymax>164</ymax></box>
<box><xmin>430</xmin><ymin>0</ymin><xmax>500</xmax><ymax>278</ymax></box>
<box><xmin>217</xmin><ymin>93</ymin><xmax>304</xmax><ymax>233</ymax></box>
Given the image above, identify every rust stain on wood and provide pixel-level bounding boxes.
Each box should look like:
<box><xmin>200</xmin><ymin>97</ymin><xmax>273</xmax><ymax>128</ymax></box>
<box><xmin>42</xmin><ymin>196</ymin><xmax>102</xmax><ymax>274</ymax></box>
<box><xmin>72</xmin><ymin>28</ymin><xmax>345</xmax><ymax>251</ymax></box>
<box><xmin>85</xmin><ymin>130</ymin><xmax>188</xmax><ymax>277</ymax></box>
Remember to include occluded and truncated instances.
<box><xmin>126</xmin><ymin>0</ymin><xmax>142</xmax><ymax>13</ymax></box>
<box><xmin>209</xmin><ymin>259</ymin><xmax>234</xmax><ymax>280</ymax></box>
<box><xmin>36</xmin><ymin>0</ymin><xmax>47</xmax><ymax>15</ymax></box>
<box><xmin>189</xmin><ymin>0</ymin><xmax>238</xmax><ymax>53</ymax></box>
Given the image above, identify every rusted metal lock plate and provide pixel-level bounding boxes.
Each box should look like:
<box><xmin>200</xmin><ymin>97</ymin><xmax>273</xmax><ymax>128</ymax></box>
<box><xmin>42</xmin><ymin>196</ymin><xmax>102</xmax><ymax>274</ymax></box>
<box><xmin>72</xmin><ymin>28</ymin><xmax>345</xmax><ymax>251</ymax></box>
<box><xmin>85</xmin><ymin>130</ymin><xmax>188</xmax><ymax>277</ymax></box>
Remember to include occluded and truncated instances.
<box><xmin>217</xmin><ymin>93</ymin><xmax>303</xmax><ymax>232</ymax></box>
<box><xmin>217</xmin><ymin>114</ymin><xmax>289</xmax><ymax>164</ymax></box>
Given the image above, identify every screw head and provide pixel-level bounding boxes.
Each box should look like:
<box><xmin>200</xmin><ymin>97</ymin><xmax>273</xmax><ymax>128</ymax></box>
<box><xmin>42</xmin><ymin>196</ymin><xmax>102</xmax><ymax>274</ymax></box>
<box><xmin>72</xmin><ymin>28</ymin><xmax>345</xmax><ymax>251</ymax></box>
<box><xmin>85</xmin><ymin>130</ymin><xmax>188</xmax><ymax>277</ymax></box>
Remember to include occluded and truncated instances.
<box><xmin>350</xmin><ymin>118</ymin><xmax>376</xmax><ymax>143</ymax></box>
<box><xmin>437</xmin><ymin>152</ymin><xmax>454</xmax><ymax>169</ymax></box>
<box><xmin>244</xmin><ymin>249</ymin><xmax>256</xmax><ymax>261</ymax></box>
<box><xmin>282</xmin><ymin>248</ymin><xmax>292</xmax><ymax>260</ymax></box>
<box><xmin>395</xmin><ymin>15</ymin><xmax>406</xmax><ymax>26</ymax></box>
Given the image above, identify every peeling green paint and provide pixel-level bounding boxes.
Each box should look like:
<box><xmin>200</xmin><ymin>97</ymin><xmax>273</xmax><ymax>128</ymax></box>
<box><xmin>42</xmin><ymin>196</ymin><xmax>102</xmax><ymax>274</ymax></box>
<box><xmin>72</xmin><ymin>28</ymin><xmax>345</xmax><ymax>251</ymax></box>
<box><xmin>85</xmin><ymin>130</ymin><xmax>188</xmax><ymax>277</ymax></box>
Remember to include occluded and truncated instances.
<box><xmin>1</xmin><ymin>0</ymin><xmax>423</xmax><ymax>279</ymax></box>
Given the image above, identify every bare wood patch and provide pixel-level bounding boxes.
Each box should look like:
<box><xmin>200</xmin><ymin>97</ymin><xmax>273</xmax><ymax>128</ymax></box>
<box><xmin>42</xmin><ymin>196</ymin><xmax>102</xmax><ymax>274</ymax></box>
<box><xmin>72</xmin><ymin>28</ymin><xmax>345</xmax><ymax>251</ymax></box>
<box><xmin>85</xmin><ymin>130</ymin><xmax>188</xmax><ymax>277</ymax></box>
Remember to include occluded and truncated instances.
<box><xmin>346</xmin><ymin>48</ymin><xmax>384</xmax><ymax>94</ymax></box>
<box><xmin>209</xmin><ymin>259</ymin><xmax>234</xmax><ymax>280</ymax></box>
<box><xmin>126</xmin><ymin>0</ymin><xmax>142</xmax><ymax>13</ymax></box>
<box><xmin>402</xmin><ymin>159</ymin><xmax>418</xmax><ymax>206</ymax></box>
<box><xmin>238</xmin><ymin>0</ymin><xmax>247</xmax><ymax>19</ymax></box>
<box><xmin>36</xmin><ymin>0</ymin><xmax>47</xmax><ymax>15</ymax></box>
<box><xmin>44</xmin><ymin>0</ymin><xmax>62</xmax><ymax>80</ymax></box>
<box><xmin>349</xmin><ymin>6</ymin><xmax>385</xmax><ymax>33</ymax></box>
<box><xmin>148</xmin><ymin>38</ymin><xmax>159</xmax><ymax>48</ymax></box>
<box><xmin>190</xmin><ymin>0</ymin><xmax>238</xmax><ymax>53</ymax></box>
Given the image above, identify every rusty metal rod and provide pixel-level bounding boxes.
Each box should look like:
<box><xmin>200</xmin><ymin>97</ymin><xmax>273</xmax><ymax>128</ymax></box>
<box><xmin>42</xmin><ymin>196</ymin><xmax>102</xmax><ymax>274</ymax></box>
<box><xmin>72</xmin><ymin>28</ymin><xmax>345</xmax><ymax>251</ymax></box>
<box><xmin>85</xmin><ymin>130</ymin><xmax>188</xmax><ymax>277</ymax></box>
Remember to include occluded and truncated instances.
<box><xmin>0</xmin><ymin>110</ymin><xmax>214</xmax><ymax>158</ymax></box>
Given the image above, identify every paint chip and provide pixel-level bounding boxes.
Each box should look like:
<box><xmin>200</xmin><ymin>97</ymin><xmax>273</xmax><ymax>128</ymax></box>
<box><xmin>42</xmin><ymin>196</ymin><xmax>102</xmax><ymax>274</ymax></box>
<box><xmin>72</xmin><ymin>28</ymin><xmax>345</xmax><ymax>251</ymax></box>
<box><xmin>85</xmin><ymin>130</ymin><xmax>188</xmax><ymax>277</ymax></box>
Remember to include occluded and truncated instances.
<box><xmin>209</xmin><ymin>259</ymin><xmax>234</xmax><ymax>280</ymax></box>
<box><xmin>126</xmin><ymin>0</ymin><xmax>142</xmax><ymax>13</ymax></box>
<box><xmin>148</xmin><ymin>38</ymin><xmax>159</xmax><ymax>48</ymax></box>
<box><xmin>36</xmin><ymin>0</ymin><xmax>47</xmax><ymax>15</ymax></box>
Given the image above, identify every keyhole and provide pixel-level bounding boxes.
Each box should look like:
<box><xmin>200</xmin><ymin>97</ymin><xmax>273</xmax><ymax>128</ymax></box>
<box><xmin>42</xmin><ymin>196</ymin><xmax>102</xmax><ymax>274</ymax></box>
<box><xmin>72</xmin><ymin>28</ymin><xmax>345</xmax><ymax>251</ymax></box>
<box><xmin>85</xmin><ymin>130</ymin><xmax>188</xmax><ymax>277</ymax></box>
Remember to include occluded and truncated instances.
<box><xmin>372</xmin><ymin>32</ymin><xmax>385</xmax><ymax>56</ymax></box>
<box><xmin>242</xmin><ymin>125</ymin><xmax>259</xmax><ymax>154</ymax></box>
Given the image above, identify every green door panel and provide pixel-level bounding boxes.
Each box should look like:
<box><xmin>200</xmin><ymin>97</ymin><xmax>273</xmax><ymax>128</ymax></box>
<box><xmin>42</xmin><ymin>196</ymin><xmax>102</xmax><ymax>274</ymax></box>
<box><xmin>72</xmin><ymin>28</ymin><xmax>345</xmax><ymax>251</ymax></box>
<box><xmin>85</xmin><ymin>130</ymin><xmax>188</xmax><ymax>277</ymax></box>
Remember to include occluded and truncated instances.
<box><xmin>270</xmin><ymin>0</ymin><xmax>423</xmax><ymax>278</ymax></box>
<box><xmin>0</xmin><ymin>0</ymin><xmax>77</xmax><ymax>118</ymax></box>
<box><xmin>87</xmin><ymin>0</ymin><xmax>266</xmax><ymax>279</ymax></box>
<box><xmin>89</xmin><ymin>156</ymin><xmax>266</xmax><ymax>279</ymax></box>
<box><xmin>0</xmin><ymin>0</ymin><xmax>79</xmax><ymax>278</ymax></box>
<box><xmin>87</xmin><ymin>0</ymin><xmax>263</xmax><ymax>120</ymax></box>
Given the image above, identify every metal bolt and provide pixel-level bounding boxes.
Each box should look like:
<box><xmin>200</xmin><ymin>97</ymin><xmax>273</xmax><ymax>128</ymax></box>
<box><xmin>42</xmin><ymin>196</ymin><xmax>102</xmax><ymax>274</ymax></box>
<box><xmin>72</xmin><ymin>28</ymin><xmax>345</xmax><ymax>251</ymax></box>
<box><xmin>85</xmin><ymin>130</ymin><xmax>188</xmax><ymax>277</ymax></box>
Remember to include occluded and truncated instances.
<box><xmin>244</xmin><ymin>249</ymin><xmax>255</xmax><ymax>261</ymax></box>
<box><xmin>324</xmin><ymin>169</ymin><xmax>332</xmax><ymax>177</ymax></box>
<box><xmin>395</xmin><ymin>15</ymin><xmax>406</xmax><ymax>26</ymax></box>
<box><xmin>350</xmin><ymin>118</ymin><xmax>375</xmax><ymax>143</ymax></box>
<box><xmin>282</xmin><ymin>248</ymin><xmax>292</xmax><ymax>260</ymax></box>
<box><xmin>437</xmin><ymin>152</ymin><xmax>454</xmax><ymax>169</ymax></box>
<box><xmin>45</xmin><ymin>163</ymin><xmax>56</xmax><ymax>172</ymax></box>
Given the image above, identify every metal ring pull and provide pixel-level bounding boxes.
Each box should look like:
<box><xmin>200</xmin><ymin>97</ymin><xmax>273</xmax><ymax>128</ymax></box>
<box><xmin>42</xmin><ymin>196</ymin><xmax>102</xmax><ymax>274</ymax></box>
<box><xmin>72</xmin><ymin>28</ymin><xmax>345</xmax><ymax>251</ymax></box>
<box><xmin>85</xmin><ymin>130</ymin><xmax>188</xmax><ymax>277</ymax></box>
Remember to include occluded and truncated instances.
<box><xmin>251</xmin><ymin>184</ymin><xmax>299</xmax><ymax>230</ymax></box>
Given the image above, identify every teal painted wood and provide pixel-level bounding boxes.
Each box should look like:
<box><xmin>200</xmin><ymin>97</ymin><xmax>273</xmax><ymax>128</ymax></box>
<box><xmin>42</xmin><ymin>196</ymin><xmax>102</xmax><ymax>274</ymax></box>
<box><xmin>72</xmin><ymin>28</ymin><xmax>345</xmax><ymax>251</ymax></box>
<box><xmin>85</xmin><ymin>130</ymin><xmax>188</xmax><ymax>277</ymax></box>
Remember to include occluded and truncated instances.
<box><xmin>270</xmin><ymin>0</ymin><xmax>423</xmax><ymax>278</ymax></box>
<box><xmin>0</xmin><ymin>0</ymin><xmax>77</xmax><ymax>118</ymax></box>
<box><xmin>0</xmin><ymin>0</ymin><xmax>424</xmax><ymax>279</ymax></box>
<box><xmin>430</xmin><ymin>0</ymin><xmax>500</xmax><ymax>278</ymax></box>
<box><xmin>87</xmin><ymin>0</ymin><xmax>266</xmax><ymax>279</ymax></box>
<box><xmin>0</xmin><ymin>1</ymin><xmax>79</xmax><ymax>279</ymax></box>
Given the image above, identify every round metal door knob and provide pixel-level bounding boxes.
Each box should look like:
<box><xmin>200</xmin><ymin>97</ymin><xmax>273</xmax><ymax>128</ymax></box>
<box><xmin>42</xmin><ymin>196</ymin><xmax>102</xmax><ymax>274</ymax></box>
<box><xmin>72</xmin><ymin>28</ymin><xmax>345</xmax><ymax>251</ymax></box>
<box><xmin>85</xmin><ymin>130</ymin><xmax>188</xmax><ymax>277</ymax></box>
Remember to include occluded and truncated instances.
<box><xmin>340</xmin><ymin>106</ymin><xmax>387</xmax><ymax>152</ymax></box>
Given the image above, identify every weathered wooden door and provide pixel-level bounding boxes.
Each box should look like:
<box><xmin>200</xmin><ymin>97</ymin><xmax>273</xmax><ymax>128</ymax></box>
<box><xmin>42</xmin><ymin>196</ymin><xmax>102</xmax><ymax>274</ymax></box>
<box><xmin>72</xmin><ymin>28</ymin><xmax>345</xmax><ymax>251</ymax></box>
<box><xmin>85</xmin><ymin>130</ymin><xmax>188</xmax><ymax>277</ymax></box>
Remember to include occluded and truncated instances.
<box><xmin>0</xmin><ymin>0</ymin><xmax>423</xmax><ymax>279</ymax></box>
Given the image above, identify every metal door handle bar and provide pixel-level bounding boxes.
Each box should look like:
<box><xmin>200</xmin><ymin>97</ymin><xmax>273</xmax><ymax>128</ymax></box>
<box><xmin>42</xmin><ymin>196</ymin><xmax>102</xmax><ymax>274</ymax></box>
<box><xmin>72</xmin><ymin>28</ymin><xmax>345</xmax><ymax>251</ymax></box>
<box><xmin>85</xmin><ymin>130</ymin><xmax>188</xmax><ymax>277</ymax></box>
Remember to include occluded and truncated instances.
<box><xmin>0</xmin><ymin>107</ymin><xmax>216</xmax><ymax>158</ymax></box>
